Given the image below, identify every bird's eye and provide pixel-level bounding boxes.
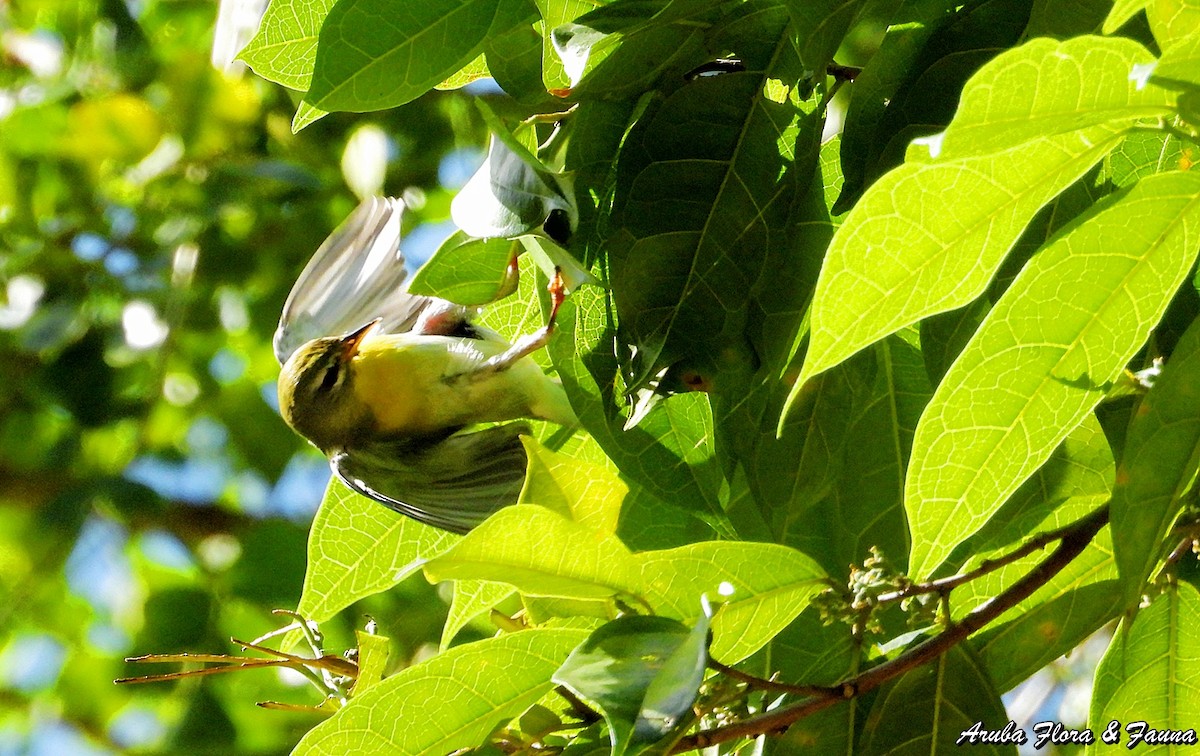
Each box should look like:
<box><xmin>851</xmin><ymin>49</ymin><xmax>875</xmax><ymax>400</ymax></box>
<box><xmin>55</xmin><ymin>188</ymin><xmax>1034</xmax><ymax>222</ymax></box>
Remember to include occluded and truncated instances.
<box><xmin>319</xmin><ymin>362</ymin><xmax>341</xmax><ymax>392</ymax></box>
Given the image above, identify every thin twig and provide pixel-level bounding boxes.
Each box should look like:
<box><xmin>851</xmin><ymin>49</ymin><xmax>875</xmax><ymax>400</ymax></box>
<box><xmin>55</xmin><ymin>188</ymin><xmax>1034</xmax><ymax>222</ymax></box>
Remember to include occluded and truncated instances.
<box><xmin>708</xmin><ymin>656</ymin><xmax>826</xmax><ymax>698</ymax></box>
<box><xmin>671</xmin><ymin>506</ymin><xmax>1110</xmax><ymax>752</ymax></box>
<box><xmin>874</xmin><ymin>515</ymin><xmax>1097</xmax><ymax>604</ymax></box>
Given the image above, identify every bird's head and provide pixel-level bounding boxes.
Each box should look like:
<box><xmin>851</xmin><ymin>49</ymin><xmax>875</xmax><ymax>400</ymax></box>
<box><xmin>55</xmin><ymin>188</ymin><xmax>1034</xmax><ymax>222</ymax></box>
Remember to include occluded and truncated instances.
<box><xmin>277</xmin><ymin>319</ymin><xmax>381</xmax><ymax>451</ymax></box>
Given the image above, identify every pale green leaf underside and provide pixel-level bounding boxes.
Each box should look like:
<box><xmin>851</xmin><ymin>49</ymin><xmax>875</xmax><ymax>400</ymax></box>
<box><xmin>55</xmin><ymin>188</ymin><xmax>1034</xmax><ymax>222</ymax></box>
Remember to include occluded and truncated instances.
<box><xmin>298</xmin><ymin>479</ymin><xmax>458</xmax><ymax>622</ymax></box>
<box><xmin>906</xmin><ymin>171</ymin><xmax>1200</xmax><ymax>580</ymax></box>
<box><xmin>294</xmin><ymin>628</ymin><xmax>589</xmax><ymax>755</ymax></box>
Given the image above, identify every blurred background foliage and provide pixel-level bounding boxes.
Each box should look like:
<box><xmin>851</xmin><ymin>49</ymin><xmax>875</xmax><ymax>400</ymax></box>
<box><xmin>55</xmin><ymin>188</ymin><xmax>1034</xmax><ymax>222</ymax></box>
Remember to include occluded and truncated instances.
<box><xmin>0</xmin><ymin>0</ymin><xmax>504</xmax><ymax>751</ymax></box>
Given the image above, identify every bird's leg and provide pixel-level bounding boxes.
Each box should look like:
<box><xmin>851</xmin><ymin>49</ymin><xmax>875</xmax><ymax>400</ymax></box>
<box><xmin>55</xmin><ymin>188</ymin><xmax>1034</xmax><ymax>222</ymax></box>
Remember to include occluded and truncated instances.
<box><xmin>460</xmin><ymin>268</ymin><xmax>566</xmax><ymax>382</ymax></box>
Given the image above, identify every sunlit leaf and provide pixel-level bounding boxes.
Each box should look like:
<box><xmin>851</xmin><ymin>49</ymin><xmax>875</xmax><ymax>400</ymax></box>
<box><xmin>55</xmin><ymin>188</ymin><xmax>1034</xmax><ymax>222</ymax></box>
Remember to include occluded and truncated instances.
<box><xmin>638</xmin><ymin>541</ymin><xmax>826</xmax><ymax>663</ymax></box>
<box><xmin>304</xmin><ymin>0</ymin><xmax>535</xmax><ymax>113</ymax></box>
<box><xmin>294</xmin><ymin>629</ymin><xmax>589</xmax><ymax>755</ymax></box>
<box><xmin>423</xmin><ymin>505</ymin><xmax>642</xmax><ymax>600</ymax></box>
<box><xmin>907</xmin><ymin>172</ymin><xmax>1200</xmax><ymax>580</ymax></box>
<box><xmin>794</xmin><ymin>36</ymin><xmax>1173</xmax><ymax>393</ymax></box>
<box><xmin>298</xmin><ymin>480</ymin><xmax>458</xmax><ymax>622</ymax></box>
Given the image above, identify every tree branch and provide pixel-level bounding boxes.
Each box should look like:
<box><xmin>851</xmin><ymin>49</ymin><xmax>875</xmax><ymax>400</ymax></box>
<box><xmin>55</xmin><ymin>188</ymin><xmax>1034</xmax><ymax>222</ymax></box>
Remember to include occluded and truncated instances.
<box><xmin>672</xmin><ymin>506</ymin><xmax>1110</xmax><ymax>752</ymax></box>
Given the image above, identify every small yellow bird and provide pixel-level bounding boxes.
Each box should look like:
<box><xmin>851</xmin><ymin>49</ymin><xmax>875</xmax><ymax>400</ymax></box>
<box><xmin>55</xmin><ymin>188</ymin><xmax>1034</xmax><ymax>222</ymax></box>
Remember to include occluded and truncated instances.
<box><xmin>274</xmin><ymin>197</ymin><xmax>577</xmax><ymax>532</ymax></box>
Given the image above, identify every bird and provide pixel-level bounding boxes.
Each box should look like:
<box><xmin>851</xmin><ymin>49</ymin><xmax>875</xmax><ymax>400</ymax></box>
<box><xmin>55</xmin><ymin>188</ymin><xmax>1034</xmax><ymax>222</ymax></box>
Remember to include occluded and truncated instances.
<box><xmin>273</xmin><ymin>196</ymin><xmax>577</xmax><ymax>533</ymax></box>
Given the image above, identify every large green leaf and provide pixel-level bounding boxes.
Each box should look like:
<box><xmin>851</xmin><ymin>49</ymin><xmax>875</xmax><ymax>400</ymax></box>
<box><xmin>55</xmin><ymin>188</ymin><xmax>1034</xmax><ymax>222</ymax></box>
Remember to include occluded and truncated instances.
<box><xmin>423</xmin><ymin>505</ymin><xmax>642</xmax><ymax>600</ymax></box>
<box><xmin>518</xmin><ymin>436</ymin><xmax>626</xmax><ymax>535</ymax></box>
<box><xmin>1111</xmin><ymin>315</ymin><xmax>1200</xmax><ymax>607</ymax></box>
<box><xmin>605</xmin><ymin>2</ymin><xmax>808</xmax><ymax>388</ymax></box>
<box><xmin>862</xmin><ymin>645</ymin><xmax>1015</xmax><ymax>755</ymax></box>
<box><xmin>303</xmin><ymin>0</ymin><xmax>535</xmax><ymax>113</ymax></box>
<box><xmin>1089</xmin><ymin>582</ymin><xmax>1200</xmax><ymax>747</ymax></box>
<box><xmin>637</xmin><ymin>541</ymin><xmax>826</xmax><ymax>663</ymax></box>
<box><xmin>298</xmin><ymin>479</ymin><xmax>458</xmax><ymax>622</ymax></box>
<box><xmin>548</xmin><ymin>284</ymin><xmax>731</xmax><ymax>533</ymax></box>
<box><xmin>407</xmin><ymin>231</ymin><xmax>520</xmax><ymax>306</ymax></box>
<box><xmin>907</xmin><ymin>171</ymin><xmax>1200</xmax><ymax>580</ymax></box>
<box><xmin>793</xmin><ymin>36</ymin><xmax>1173</xmax><ymax>393</ymax></box>
<box><xmin>293</xmin><ymin>628</ymin><xmax>589</xmax><ymax>755</ymax></box>
<box><xmin>942</xmin><ymin>414</ymin><xmax>1114</xmax><ymax>571</ymax></box>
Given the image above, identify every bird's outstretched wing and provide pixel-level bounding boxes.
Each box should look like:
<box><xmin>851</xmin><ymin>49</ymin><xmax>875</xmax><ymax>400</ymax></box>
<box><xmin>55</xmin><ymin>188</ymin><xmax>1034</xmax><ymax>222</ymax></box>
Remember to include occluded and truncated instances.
<box><xmin>329</xmin><ymin>424</ymin><xmax>530</xmax><ymax>534</ymax></box>
<box><xmin>273</xmin><ymin>196</ymin><xmax>472</xmax><ymax>365</ymax></box>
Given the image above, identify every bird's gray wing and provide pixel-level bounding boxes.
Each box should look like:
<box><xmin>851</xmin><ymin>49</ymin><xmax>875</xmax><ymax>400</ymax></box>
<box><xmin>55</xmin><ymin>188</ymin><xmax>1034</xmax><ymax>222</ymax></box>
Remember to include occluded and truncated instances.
<box><xmin>273</xmin><ymin>196</ymin><xmax>472</xmax><ymax>365</ymax></box>
<box><xmin>329</xmin><ymin>423</ymin><xmax>530</xmax><ymax>534</ymax></box>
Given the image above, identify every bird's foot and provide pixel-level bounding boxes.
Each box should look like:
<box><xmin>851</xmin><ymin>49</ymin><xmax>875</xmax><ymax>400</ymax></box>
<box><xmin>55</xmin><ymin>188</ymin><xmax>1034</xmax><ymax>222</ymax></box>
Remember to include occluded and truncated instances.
<box><xmin>465</xmin><ymin>267</ymin><xmax>566</xmax><ymax>380</ymax></box>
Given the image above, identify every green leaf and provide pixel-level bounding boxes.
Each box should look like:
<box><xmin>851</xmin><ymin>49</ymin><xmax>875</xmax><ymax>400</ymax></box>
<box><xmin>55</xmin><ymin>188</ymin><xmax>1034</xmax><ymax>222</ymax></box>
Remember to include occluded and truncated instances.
<box><xmin>1155</xmin><ymin>34</ymin><xmax>1200</xmax><ymax>90</ymax></box>
<box><xmin>945</xmin><ymin>414</ymin><xmax>1114</xmax><ymax>569</ymax></box>
<box><xmin>238</xmin><ymin>0</ymin><xmax>337</xmax><ymax>91</ymax></box>
<box><xmin>304</xmin><ymin>0</ymin><xmax>535</xmax><ymax>113</ymax></box>
<box><xmin>298</xmin><ymin>479</ymin><xmax>458</xmax><ymax>622</ymax></box>
<box><xmin>291</xmin><ymin>101</ymin><xmax>328</xmax><ymax>132</ymax></box>
<box><xmin>933</xmin><ymin>37</ymin><xmax>1169</xmax><ymax>157</ymax></box>
<box><xmin>553</xmin><ymin>615</ymin><xmax>708</xmax><ymax>755</ymax></box>
<box><xmin>862</xmin><ymin>645</ymin><xmax>1015</xmax><ymax>755</ymax></box>
<box><xmin>551</xmin><ymin>0</ymin><xmax>716</xmax><ymax>98</ymax></box>
<box><xmin>519</xmin><ymin>436</ymin><xmax>626</xmax><ymax>535</ymax></box>
<box><xmin>1147</xmin><ymin>0</ymin><xmax>1200</xmax><ymax>49</ymax></box>
<box><xmin>436</xmin><ymin>53</ymin><xmax>491</xmax><ymax>90</ymax></box>
<box><xmin>532</xmin><ymin>0</ymin><xmax>591</xmax><ymax>91</ymax></box>
<box><xmin>547</xmin><ymin>285</ymin><xmax>731</xmax><ymax>534</ymax></box>
<box><xmin>974</xmin><ymin>580</ymin><xmax>1123</xmax><ymax>693</ymax></box>
<box><xmin>451</xmin><ymin>134</ymin><xmax>576</xmax><ymax>240</ymax></box>
<box><xmin>483</xmin><ymin>21</ymin><xmax>553</xmax><ymax>106</ymax></box>
<box><xmin>441</xmin><ymin>579</ymin><xmax>515</xmax><ymax>649</ymax></box>
<box><xmin>793</xmin><ymin>36</ymin><xmax>1173</xmax><ymax>392</ymax></box>
<box><xmin>352</xmin><ymin>629</ymin><xmax>390</xmax><ymax>695</ymax></box>
<box><xmin>294</xmin><ymin>628</ymin><xmax>589</xmax><ymax>755</ymax></box>
<box><xmin>1024</xmin><ymin>0</ymin><xmax>1113</xmax><ymax>38</ymax></box>
<box><xmin>423</xmin><ymin>505</ymin><xmax>642</xmax><ymax>600</ymax></box>
<box><xmin>783</xmin><ymin>0</ymin><xmax>874</xmax><ymax>74</ymax></box>
<box><xmin>408</xmin><ymin>231</ymin><xmax>520</xmax><ymax>306</ymax></box>
<box><xmin>1103</xmin><ymin>0</ymin><xmax>1151</xmax><ymax>33</ymax></box>
<box><xmin>1112</xmin><ymin>315</ymin><xmax>1200</xmax><ymax>607</ymax></box>
<box><xmin>605</xmin><ymin>3</ymin><xmax>807</xmax><ymax>387</ymax></box>
<box><xmin>1104</xmin><ymin>131</ymin><xmax>1199</xmax><ymax>188</ymax></box>
<box><xmin>906</xmin><ymin>171</ymin><xmax>1200</xmax><ymax>580</ymax></box>
<box><xmin>638</xmin><ymin>541</ymin><xmax>826</xmax><ymax>663</ymax></box>
<box><xmin>1089</xmin><ymin>582</ymin><xmax>1200</xmax><ymax>745</ymax></box>
<box><xmin>771</xmin><ymin>334</ymin><xmax>929</xmax><ymax>574</ymax></box>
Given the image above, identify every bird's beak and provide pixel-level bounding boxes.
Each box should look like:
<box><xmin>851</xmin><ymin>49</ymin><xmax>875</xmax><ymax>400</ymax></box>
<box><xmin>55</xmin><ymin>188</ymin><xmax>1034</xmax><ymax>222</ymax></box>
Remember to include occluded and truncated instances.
<box><xmin>340</xmin><ymin>318</ymin><xmax>381</xmax><ymax>361</ymax></box>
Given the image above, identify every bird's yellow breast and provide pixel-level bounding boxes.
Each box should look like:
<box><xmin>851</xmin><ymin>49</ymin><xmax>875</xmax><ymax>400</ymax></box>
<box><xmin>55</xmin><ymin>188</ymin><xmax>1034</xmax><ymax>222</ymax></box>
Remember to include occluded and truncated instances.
<box><xmin>347</xmin><ymin>334</ymin><xmax>511</xmax><ymax>438</ymax></box>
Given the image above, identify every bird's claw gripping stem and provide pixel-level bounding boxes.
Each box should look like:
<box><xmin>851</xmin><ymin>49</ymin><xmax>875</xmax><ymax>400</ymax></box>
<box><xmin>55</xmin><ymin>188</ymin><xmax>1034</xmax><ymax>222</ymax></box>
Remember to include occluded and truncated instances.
<box><xmin>466</xmin><ymin>267</ymin><xmax>566</xmax><ymax>381</ymax></box>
